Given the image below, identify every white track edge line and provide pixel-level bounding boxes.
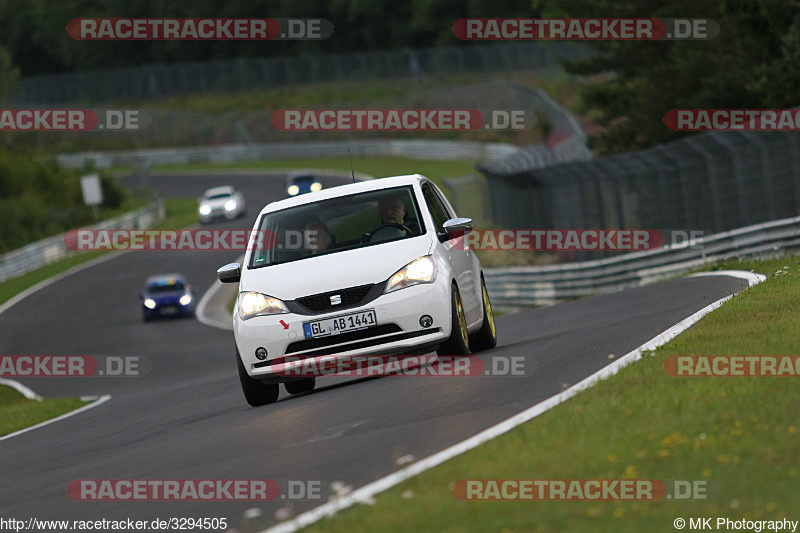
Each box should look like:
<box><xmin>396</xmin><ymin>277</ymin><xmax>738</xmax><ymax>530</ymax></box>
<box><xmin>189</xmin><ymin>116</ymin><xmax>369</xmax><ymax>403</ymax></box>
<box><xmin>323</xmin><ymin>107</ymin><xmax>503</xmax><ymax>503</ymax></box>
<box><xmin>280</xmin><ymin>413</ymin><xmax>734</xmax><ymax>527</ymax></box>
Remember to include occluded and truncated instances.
<box><xmin>0</xmin><ymin>378</ymin><xmax>43</xmax><ymax>401</ymax></box>
<box><xmin>0</xmin><ymin>394</ymin><xmax>112</xmax><ymax>442</ymax></box>
<box><xmin>262</xmin><ymin>270</ymin><xmax>764</xmax><ymax>533</ymax></box>
<box><xmin>196</xmin><ymin>279</ymin><xmax>234</xmax><ymax>331</ymax></box>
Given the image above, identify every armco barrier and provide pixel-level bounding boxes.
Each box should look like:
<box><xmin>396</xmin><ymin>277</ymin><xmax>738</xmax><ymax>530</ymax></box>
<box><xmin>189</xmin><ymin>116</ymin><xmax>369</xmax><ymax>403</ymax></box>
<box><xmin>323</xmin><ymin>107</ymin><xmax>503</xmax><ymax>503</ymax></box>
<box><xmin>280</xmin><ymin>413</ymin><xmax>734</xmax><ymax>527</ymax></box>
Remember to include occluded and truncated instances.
<box><xmin>483</xmin><ymin>216</ymin><xmax>800</xmax><ymax>307</ymax></box>
<box><xmin>56</xmin><ymin>140</ymin><xmax>521</xmax><ymax>169</ymax></box>
<box><xmin>0</xmin><ymin>199</ymin><xmax>164</xmax><ymax>284</ymax></box>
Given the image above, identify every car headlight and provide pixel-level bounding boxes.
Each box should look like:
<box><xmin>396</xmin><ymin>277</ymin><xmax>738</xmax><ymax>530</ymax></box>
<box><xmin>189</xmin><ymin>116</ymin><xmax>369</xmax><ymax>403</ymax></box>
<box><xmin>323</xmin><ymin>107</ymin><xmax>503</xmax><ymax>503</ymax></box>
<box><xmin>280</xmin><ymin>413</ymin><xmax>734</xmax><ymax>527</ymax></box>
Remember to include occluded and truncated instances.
<box><xmin>287</xmin><ymin>185</ymin><xmax>300</xmax><ymax>196</ymax></box>
<box><xmin>239</xmin><ymin>291</ymin><xmax>289</xmax><ymax>320</ymax></box>
<box><xmin>179</xmin><ymin>294</ymin><xmax>192</xmax><ymax>306</ymax></box>
<box><xmin>198</xmin><ymin>204</ymin><xmax>211</xmax><ymax>216</ymax></box>
<box><xmin>143</xmin><ymin>298</ymin><xmax>157</xmax><ymax>309</ymax></box>
<box><xmin>385</xmin><ymin>256</ymin><xmax>437</xmax><ymax>294</ymax></box>
<box><xmin>310</xmin><ymin>182</ymin><xmax>322</xmax><ymax>192</ymax></box>
<box><xmin>224</xmin><ymin>199</ymin><xmax>237</xmax><ymax>211</ymax></box>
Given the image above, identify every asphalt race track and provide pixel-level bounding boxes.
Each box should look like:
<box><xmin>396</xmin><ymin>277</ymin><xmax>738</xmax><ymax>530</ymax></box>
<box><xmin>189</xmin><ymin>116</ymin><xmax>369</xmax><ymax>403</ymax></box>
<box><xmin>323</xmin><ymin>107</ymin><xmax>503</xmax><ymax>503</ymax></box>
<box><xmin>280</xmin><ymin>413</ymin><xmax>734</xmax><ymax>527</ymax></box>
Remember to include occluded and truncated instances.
<box><xmin>0</xmin><ymin>172</ymin><xmax>750</xmax><ymax>530</ymax></box>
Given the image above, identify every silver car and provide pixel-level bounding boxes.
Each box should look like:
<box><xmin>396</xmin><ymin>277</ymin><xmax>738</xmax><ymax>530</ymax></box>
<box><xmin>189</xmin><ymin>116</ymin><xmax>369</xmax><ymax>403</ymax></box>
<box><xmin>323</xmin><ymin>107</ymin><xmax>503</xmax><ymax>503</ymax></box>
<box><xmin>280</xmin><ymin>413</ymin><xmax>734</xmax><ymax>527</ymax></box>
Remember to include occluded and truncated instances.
<box><xmin>198</xmin><ymin>186</ymin><xmax>246</xmax><ymax>223</ymax></box>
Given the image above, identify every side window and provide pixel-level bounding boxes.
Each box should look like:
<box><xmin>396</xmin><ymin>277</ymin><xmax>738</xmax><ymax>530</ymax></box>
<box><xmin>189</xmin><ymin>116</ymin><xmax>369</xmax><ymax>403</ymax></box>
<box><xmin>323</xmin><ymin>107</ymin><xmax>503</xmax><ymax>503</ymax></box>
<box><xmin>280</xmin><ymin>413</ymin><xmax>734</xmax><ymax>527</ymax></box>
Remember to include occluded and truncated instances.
<box><xmin>423</xmin><ymin>185</ymin><xmax>449</xmax><ymax>235</ymax></box>
<box><xmin>430</xmin><ymin>184</ymin><xmax>456</xmax><ymax>219</ymax></box>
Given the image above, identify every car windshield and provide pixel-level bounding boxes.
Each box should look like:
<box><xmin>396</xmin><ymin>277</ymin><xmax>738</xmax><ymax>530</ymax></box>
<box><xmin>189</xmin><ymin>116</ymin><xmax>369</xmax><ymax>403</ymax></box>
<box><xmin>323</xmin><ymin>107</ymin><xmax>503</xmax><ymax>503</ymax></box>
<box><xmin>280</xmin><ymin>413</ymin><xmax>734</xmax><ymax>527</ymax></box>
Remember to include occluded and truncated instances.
<box><xmin>292</xmin><ymin>176</ymin><xmax>314</xmax><ymax>184</ymax></box>
<box><xmin>250</xmin><ymin>185</ymin><xmax>424</xmax><ymax>268</ymax></box>
<box><xmin>147</xmin><ymin>280</ymin><xmax>186</xmax><ymax>293</ymax></box>
<box><xmin>205</xmin><ymin>193</ymin><xmax>232</xmax><ymax>200</ymax></box>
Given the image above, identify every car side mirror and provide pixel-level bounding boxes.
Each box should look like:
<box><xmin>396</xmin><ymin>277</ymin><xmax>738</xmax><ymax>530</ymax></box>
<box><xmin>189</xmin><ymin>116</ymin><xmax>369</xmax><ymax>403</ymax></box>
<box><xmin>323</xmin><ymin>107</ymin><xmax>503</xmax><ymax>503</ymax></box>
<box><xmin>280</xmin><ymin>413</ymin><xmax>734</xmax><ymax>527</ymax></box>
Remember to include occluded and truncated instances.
<box><xmin>217</xmin><ymin>262</ymin><xmax>241</xmax><ymax>283</ymax></box>
<box><xmin>442</xmin><ymin>217</ymin><xmax>473</xmax><ymax>236</ymax></box>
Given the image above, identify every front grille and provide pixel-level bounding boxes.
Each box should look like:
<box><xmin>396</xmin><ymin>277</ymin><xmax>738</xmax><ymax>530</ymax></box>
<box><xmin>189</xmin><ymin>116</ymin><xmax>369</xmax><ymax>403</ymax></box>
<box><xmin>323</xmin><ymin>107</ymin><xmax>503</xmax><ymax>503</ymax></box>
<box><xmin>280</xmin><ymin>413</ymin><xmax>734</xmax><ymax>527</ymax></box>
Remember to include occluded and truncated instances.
<box><xmin>285</xmin><ymin>324</ymin><xmax>402</xmax><ymax>354</ymax></box>
<box><xmin>295</xmin><ymin>284</ymin><xmax>374</xmax><ymax>312</ymax></box>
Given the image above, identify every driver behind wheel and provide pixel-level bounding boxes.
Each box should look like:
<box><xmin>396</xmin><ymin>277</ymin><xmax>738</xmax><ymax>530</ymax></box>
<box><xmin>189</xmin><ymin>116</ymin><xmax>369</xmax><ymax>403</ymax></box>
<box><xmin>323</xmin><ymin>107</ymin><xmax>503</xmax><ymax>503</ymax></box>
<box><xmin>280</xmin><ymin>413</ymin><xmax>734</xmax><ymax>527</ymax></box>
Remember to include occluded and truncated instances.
<box><xmin>304</xmin><ymin>218</ymin><xmax>333</xmax><ymax>254</ymax></box>
<box><xmin>378</xmin><ymin>194</ymin><xmax>420</xmax><ymax>234</ymax></box>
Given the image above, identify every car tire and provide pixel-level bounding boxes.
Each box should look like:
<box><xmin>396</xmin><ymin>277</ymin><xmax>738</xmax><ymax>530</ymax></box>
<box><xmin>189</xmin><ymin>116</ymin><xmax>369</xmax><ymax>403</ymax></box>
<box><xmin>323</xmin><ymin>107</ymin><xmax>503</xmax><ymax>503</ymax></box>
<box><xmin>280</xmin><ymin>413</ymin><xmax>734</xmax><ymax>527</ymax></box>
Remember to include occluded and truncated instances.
<box><xmin>284</xmin><ymin>378</ymin><xmax>315</xmax><ymax>395</ymax></box>
<box><xmin>237</xmin><ymin>349</ymin><xmax>279</xmax><ymax>406</ymax></box>
<box><xmin>437</xmin><ymin>284</ymin><xmax>471</xmax><ymax>356</ymax></box>
<box><xmin>469</xmin><ymin>277</ymin><xmax>497</xmax><ymax>352</ymax></box>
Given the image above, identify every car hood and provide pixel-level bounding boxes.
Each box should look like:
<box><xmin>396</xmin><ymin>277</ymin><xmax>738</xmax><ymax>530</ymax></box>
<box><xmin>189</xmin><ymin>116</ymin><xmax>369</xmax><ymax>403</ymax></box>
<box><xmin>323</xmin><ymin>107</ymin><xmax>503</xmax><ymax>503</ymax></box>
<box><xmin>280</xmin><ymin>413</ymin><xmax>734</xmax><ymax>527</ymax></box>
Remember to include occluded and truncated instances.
<box><xmin>146</xmin><ymin>289</ymin><xmax>188</xmax><ymax>301</ymax></box>
<box><xmin>201</xmin><ymin>197</ymin><xmax>233</xmax><ymax>208</ymax></box>
<box><xmin>241</xmin><ymin>236</ymin><xmax>433</xmax><ymax>300</ymax></box>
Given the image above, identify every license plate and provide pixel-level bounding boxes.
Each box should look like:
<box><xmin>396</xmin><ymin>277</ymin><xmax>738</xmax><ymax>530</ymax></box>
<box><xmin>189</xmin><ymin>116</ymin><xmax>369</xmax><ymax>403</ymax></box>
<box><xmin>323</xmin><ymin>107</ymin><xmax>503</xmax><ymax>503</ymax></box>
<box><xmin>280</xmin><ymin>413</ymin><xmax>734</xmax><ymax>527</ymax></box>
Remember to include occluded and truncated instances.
<box><xmin>303</xmin><ymin>310</ymin><xmax>377</xmax><ymax>339</ymax></box>
<box><xmin>159</xmin><ymin>307</ymin><xmax>178</xmax><ymax>315</ymax></box>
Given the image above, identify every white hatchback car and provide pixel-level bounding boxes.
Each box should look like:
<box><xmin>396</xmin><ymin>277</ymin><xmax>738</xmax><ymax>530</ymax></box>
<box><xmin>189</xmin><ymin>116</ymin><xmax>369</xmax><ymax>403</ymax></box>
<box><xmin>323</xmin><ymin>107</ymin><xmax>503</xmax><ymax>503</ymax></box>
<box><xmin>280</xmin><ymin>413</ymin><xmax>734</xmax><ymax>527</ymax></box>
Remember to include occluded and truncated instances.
<box><xmin>217</xmin><ymin>174</ymin><xmax>496</xmax><ymax>406</ymax></box>
<box><xmin>198</xmin><ymin>186</ymin><xmax>246</xmax><ymax>223</ymax></box>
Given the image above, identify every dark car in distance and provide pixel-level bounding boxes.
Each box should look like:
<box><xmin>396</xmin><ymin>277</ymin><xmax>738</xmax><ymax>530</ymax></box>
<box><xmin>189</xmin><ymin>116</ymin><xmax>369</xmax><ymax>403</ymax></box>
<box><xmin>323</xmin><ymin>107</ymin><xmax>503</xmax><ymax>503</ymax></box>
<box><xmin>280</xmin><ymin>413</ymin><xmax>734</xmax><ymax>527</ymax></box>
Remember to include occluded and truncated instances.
<box><xmin>139</xmin><ymin>274</ymin><xmax>196</xmax><ymax>321</ymax></box>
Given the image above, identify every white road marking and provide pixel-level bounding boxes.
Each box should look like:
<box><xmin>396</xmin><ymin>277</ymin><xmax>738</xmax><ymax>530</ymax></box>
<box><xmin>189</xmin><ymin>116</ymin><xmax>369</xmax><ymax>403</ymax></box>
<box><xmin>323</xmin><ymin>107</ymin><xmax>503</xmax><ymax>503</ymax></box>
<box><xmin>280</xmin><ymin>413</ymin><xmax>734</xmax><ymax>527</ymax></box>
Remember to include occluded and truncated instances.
<box><xmin>0</xmin><ymin>378</ymin><xmax>42</xmax><ymax>401</ymax></box>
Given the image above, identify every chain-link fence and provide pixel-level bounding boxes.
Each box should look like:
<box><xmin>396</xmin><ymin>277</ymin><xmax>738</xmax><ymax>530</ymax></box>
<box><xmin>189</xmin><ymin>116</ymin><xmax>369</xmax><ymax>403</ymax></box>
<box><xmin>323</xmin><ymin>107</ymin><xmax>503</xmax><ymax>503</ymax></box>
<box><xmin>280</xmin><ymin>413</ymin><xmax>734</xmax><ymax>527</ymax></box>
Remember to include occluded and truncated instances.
<box><xmin>479</xmin><ymin>130</ymin><xmax>800</xmax><ymax>245</ymax></box>
<box><xmin>444</xmin><ymin>83</ymin><xmax>592</xmax><ymax>225</ymax></box>
<box><xmin>14</xmin><ymin>43</ymin><xmax>597</xmax><ymax>105</ymax></box>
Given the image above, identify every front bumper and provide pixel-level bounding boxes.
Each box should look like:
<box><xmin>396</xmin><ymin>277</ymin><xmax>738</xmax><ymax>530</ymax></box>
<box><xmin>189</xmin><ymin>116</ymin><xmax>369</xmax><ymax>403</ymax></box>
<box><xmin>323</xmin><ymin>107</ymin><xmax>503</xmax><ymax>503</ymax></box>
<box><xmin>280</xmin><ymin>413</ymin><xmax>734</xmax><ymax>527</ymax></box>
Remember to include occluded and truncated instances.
<box><xmin>143</xmin><ymin>300</ymin><xmax>195</xmax><ymax>318</ymax></box>
<box><xmin>199</xmin><ymin>206</ymin><xmax>239</xmax><ymax>222</ymax></box>
<box><xmin>234</xmin><ymin>279</ymin><xmax>451</xmax><ymax>382</ymax></box>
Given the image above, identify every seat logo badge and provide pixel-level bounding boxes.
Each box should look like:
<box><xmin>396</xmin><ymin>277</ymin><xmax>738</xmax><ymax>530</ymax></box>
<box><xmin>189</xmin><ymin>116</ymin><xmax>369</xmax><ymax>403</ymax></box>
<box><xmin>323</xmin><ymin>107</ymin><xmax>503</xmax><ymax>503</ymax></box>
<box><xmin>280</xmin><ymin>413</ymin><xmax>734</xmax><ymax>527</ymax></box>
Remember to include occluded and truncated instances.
<box><xmin>330</xmin><ymin>294</ymin><xmax>342</xmax><ymax>305</ymax></box>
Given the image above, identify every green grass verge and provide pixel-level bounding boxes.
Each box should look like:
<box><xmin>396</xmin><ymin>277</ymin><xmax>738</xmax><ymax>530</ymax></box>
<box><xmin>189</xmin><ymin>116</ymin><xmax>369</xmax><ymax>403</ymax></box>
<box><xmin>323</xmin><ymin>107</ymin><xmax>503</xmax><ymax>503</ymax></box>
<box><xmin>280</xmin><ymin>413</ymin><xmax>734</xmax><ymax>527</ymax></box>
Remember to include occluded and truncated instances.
<box><xmin>138</xmin><ymin>156</ymin><xmax>476</xmax><ymax>187</ymax></box>
<box><xmin>126</xmin><ymin>72</ymin><xmax>563</xmax><ymax>114</ymax></box>
<box><xmin>0</xmin><ymin>386</ymin><xmax>88</xmax><ymax>437</ymax></box>
<box><xmin>302</xmin><ymin>256</ymin><xmax>798</xmax><ymax>532</ymax></box>
<box><xmin>0</xmin><ymin>198</ymin><xmax>198</xmax><ymax>307</ymax></box>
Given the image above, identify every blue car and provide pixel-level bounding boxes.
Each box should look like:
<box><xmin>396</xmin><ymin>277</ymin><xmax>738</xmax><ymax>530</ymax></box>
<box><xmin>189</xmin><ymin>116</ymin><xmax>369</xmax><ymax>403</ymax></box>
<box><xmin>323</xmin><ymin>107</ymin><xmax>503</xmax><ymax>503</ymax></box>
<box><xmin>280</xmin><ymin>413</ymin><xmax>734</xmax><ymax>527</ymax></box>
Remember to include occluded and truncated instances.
<box><xmin>139</xmin><ymin>274</ymin><xmax>195</xmax><ymax>321</ymax></box>
<box><xmin>286</xmin><ymin>172</ymin><xmax>323</xmax><ymax>197</ymax></box>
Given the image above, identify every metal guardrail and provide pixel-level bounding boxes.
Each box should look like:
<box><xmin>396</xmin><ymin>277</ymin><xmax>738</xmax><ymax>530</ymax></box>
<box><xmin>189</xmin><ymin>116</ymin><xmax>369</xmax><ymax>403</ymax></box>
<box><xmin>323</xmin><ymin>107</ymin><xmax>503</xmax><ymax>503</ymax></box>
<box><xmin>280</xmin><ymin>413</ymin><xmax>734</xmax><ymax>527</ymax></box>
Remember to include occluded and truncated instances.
<box><xmin>0</xmin><ymin>199</ymin><xmax>165</xmax><ymax>284</ymax></box>
<box><xmin>484</xmin><ymin>216</ymin><xmax>800</xmax><ymax>307</ymax></box>
<box><xmin>56</xmin><ymin>140</ymin><xmax>521</xmax><ymax>169</ymax></box>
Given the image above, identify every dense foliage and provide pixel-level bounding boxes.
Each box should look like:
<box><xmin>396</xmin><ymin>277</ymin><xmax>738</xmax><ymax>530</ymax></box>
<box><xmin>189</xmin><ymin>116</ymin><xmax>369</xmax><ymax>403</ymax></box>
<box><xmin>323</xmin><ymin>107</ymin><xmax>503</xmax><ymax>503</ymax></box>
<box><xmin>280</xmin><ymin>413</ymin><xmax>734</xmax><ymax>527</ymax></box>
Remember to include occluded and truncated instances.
<box><xmin>534</xmin><ymin>0</ymin><xmax>800</xmax><ymax>152</ymax></box>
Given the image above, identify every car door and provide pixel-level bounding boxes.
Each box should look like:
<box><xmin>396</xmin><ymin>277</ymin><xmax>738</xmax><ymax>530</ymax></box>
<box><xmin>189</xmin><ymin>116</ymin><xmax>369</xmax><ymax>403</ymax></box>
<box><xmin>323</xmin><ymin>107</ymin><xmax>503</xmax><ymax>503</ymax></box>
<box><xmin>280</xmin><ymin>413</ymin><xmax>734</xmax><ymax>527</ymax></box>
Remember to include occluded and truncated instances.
<box><xmin>421</xmin><ymin>181</ymin><xmax>481</xmax><ymax>326</ymax></box>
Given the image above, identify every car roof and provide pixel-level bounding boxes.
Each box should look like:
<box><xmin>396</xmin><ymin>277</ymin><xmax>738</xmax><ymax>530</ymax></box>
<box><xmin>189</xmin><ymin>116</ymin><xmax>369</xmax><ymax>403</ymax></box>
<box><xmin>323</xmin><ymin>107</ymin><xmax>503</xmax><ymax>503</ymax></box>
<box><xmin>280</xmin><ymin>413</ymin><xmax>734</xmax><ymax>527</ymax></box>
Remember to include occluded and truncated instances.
<box><xmin>145</xmin><ymin>274</ymin><xmax>188</xmax><ymax>286</ymax></box>
<box><xmin>264</xmin><ymin>174</ymin><xmax>427</xmax><ymax>214</ymax></box>
<box><xmin>287</xmin><ymin>170</ymin><xmax>318</xmax><ymax>178</ymax></box>
<box><xmin>202</xmin><ymin>186</ymin><xmax>235</xmax><ymax>196</ymax></box>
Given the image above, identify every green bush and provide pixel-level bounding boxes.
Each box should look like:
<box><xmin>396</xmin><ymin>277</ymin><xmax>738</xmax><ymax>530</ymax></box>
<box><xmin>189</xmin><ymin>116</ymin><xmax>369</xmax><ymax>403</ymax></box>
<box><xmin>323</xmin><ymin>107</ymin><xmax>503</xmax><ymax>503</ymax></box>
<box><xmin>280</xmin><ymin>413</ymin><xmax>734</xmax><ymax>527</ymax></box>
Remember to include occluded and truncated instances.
<box><xmin>0</xmin><ymin>149</ymin><xmax>130</xmax><ymax>254</ymax></box>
